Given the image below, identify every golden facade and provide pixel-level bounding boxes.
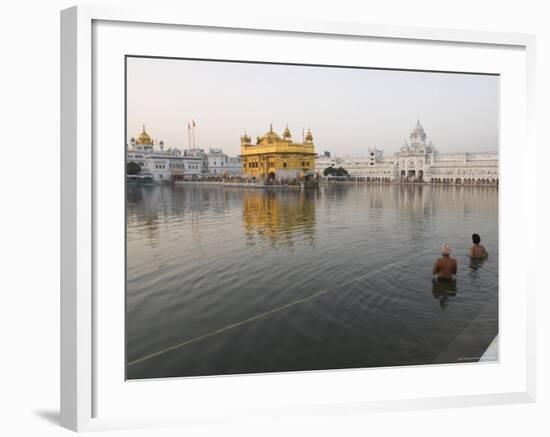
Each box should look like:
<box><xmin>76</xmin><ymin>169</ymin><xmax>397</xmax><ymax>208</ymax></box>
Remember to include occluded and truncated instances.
<box><xmin>240</xmin><ymin>124</ymin><xmax>316</xmax><ymax>180</ymax></box>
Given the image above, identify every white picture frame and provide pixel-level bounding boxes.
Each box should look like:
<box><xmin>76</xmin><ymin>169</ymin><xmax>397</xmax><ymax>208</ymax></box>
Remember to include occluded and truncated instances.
<box><xmin>60</xmin><ymin>5</ymin><xmax>536</xmax><ymax>432</ymax></box>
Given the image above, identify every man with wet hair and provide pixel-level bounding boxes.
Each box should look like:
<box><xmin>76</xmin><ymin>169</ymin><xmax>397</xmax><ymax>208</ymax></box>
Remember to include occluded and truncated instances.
<box><xmin>432</xmin><ymin>243</ymin><xmax>457</xmax><ymax>281</ymax></box>
<box><xmin>469</xmin><ymin>233</ymin><xmax>488</xmax><ymax>259</ymax></box>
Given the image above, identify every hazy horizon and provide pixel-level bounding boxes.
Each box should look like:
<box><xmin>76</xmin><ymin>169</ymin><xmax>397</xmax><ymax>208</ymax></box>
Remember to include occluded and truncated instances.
<box><xmin>126</xmin><ymin>57</ymin><xmax>499</xmax><ymax>157</ymax></box>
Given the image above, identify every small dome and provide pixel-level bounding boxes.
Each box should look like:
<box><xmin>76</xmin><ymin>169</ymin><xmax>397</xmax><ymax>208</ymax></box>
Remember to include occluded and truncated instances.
<box><xmin>283</xmin><ymin>124</ymin><xmax>291</xmax><ymax>139</ymax></box>
<box><xmin>241</xmin><ymin>131</ymin><xmax>251</xmax><ymax>143</ymax></box>
<box><xmin>412</xmin><ymin>119</ymin><xmax>425</xmax><ymax>133</ymax></box>
<box><xmin>258</xmin><ymin>124</ymin><xmax>281</xmax><ymax>142</ymax></box>
<box><xmin>410</xmin><ymin>119</ymin><xmax>426</xmax><ymax>143</ymax></box>
<box><xmin>264</xmin><ymin>131</ymin><xmax>281</xmax><ymax>139</ymax></box>
<box><xmin>137</xmin><ymin>124</ymin><xmax>152</xmax><ymax>144</ymax></box>
<box><xmin>263</xmin><ymin>123</ymin><xmax>281</xmax><ymax>139</ymax></box>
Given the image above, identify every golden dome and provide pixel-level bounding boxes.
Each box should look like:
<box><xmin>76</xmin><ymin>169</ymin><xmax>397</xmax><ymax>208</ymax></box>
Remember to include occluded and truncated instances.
<box><xmin>137</xmin><ymin>124</ymin><xmax>152</xmax><ymax>144</ymax></box>
<box><xmin>241</xmin><ymin>131</ymin><xmax>251</xmax><ymax>144</ymax></box>
<box><xmin>261</xmin><ymin>123</ymin><xmax>281</xmax><ymax>140</ymax></box>
<box><xmin>263</xmin><ymin>131</ymin><xmax>281</xmax><ymax>139</ymax></box>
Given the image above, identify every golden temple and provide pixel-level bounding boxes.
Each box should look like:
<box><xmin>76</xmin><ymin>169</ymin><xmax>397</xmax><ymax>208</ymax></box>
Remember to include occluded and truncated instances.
<box><xmin>240</xmin><ymin>124</ymin><xmax>316</xmax><ymax>181</ymax></box>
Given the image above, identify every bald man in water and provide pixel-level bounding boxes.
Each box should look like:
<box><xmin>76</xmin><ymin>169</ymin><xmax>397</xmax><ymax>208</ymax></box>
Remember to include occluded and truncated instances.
<box><xmin>432</xmin><ymin>243</ymin><xmax>457</xmax><ymax>281</ymax></box>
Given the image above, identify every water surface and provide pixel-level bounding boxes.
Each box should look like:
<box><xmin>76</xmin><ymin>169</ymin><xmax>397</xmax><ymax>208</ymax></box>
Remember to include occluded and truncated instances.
<box><xmin>126</xmin><ymin>184</ymin><xmax>498</xmax><ymax>379</ymax></box>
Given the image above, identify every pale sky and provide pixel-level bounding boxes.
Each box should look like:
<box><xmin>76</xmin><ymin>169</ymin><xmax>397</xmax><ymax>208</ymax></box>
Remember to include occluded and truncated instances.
<box><xmin>126</xmin><ymin>57</ymin><xmax>499</xmax><ymax>157</ymax></box>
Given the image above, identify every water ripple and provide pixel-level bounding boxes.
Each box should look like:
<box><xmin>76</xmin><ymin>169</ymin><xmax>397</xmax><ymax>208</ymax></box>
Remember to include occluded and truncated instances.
<box><xmin>126</xmin><ymin>184</ymin><xmax>499</xmax><ymax>378</ymax></box>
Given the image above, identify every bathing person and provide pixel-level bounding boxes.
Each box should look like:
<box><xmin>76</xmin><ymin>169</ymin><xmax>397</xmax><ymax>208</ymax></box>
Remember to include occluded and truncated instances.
<box><xmin>469</xmin><ymin>233</ymin><xmax>488</xmax><ymax>258</ymax></box>
<box><xmin>432</xmin><ymin>243</ymin><xmax>457</xmax><ymax>281</ymax></box>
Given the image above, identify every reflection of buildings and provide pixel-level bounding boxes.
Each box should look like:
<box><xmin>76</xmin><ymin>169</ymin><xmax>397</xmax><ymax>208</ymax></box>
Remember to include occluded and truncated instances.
<box><xmin>242</xmin><ymin>189</ymin><xmax>316</xmax><ymax>245</ymax></box>
<box><xmin>126</xmin><ymin>125</ymin><xmax>241</xmax><ymax>183</ymax></box>
<box><xmin>315</xmin><ymin>120</ymin><xmax>499</xmax><ymax>185</ymax></box>
<box><xmin>392</xmin><ymin>184</ymin><xmax>499</xmax><ymax>216</ymax></box>
<box><xmin>127</xmin><ymin>184</ymin><xmax>239</xmax><ymax>246</ymax></box>
<box><xmin>240</xmin><ymin>124</ymin><xmax>316</xmax><ymax>181</ymax></box>
<box><xmin>323</xmin><ymin>183</ymin><xmax>498</xmax><ymax>220</ymax></box>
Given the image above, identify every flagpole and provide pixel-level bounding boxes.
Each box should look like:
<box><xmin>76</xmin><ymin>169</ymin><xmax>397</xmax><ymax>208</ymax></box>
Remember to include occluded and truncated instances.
<box><xmin>192</xmin><ymin>120</ymin><xmax>196</xmax><ymax>149</ymax></box>
<box><xmin>187</xmin><ymin>122</ymin><xmax>191</xmax><ymax>150</ymax></box>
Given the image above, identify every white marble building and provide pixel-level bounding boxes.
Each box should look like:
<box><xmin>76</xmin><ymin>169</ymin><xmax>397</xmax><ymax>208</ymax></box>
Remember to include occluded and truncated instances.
<box><xmin>316</xmin><ymin>120</ymin><xmax>498</xmax><ymax>185</ymax></box>
<box><xmin>206</xmin><ymin>148</ymin><xmax>242</xmax><ymax>176</ymax></box>
<box><xmin>126</xmin><ymin>126</ymin><xmax>241</xmax><ymax>182</ymax></box>
<box><xmin>142</xmin><ymin>154</ymin><xmax>203</xmax><ymax>182</ymax></box>
<box><xmin>315</xmin><ymin>156</ymin><xmax>345</xmax><ymax>173</ymax></box>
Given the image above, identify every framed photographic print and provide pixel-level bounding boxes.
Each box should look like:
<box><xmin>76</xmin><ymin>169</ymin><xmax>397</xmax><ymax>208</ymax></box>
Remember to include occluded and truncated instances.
<box><xmin>61</xmin><ymin>5</ymin><xmax>536</xmax><ymax>432</ymax></box>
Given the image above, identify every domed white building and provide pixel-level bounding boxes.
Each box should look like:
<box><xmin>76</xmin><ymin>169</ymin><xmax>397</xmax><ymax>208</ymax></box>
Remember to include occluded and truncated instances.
<box><xmin>127</xmin><ymin>124</ymin><xmax>242</xmax><ymax>182</ymax></box>
<box><xmin>397</xmin><ymin>119</ymin><xmax>438</xmax><ymax>182</ymax></box>
<box><xmin>127</xmin><ymin>125</ymin><xmax>203</xmax><ymax>182</ymax></box>
<box><xmin>316</xmin><ymin>119</ymin><xmax>499</xmax><ymax>185</ymax></box>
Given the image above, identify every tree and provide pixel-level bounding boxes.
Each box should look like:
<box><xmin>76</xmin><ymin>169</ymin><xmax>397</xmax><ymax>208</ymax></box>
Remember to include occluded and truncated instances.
<box><xmin>323</xmin><ymin>166</ymin><xmax>349</xmax><ymax>177</ymax></box>
<box><xmin>127</xmin><ymin>161</ymin><xmax>141</xmax><ymax>175</ymax></box>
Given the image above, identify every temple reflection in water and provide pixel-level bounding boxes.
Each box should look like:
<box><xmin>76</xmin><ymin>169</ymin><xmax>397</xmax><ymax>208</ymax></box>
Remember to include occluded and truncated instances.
<box><xmin>241</xmin><ymin>189</ymin><xmax>316</xmax><ymax>247</ymax></box>
<box><xmin>127</xmin><ymin>183</ymin><xmax>497</xmax><ymax>250</ymax></box>
<box><xmin>126</xmin><ymin>183</ymin><xmax>498</xmax><ymax>379</ymax></box>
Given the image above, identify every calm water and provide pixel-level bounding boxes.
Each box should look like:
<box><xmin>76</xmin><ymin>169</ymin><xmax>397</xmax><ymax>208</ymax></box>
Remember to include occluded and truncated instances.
<box><xmin>126</xmin><ymin>183</ymin><xmax>498</xmax><ymax>379</ymax></box>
